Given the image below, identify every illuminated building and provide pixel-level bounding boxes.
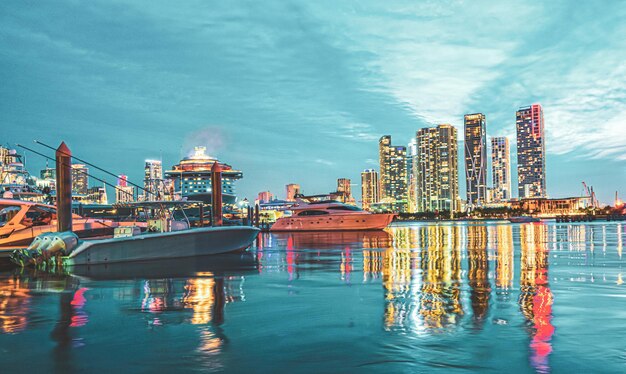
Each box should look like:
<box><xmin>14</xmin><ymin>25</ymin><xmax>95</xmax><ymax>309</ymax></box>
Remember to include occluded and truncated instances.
<box><xmin>464</xmin><ymin>113</ymin><xmax>487</xmax><ymax>207</ymax></box>
<box><xmin>40</xmin><ymin>166</ymin><xmax>56</xmax><ymax>181</ymax></box>
<box><xmin>416</xmin><ymin>124</ymin><xmax>460</xmax><ymax>212</ymax></box>
<box><xmin>360</xmin><ymin>169</ymin><xmax>379</xmax><ymax>211</ymax></box>
<box><xmin>510</xmin><ymin>196</ymin><xmax>590</xmax><ymax>216</ymax></box>
<box><xmin>164</xmin><ymin>146</ymin><xmax>242</xmax><ymax>206</ymax></box>
<box><xmin>257</xmin><ymin>191</ymin><xmax>273</xmax><ymax>204</ymax></box>
<box><xmin>378</xmin><ymin>135</ymin><xmax>407</xmax><ymax>211</ymax></box>
<box><xmin>407</xmin><ymin>138</ymin><xmax>418</xmax><ymax>213</ymax></box>
<box><xmin>285</xmin><ymin>183</ymin><xmax>300</xmax><ymax>202</ymax></box>
<box><xmin>71</xmin><ymin>164</ymin><xmax>89</xmax><ymax>195</ymax></box>
<box><xmin>516</xmin><ymin>104</ymin><xmax>546</xmax><ymax>198</ymax></box>
<box><xmin>491</xmin><ymin>137</ymin><xmax>512</xmax><ymax>202</ymax></box>
<box><xmin>86</xmin><ymin>186</ymin><xmax>108</xmax><ymax>204</ymax></box>
<box><xmin>335</xmin><ymin>178</ymin><xmax>356</xmax><ymax>204</ymax></box>
<box><xmin>143</xmin><ymin>159</ymin><xmax>163</xmax><ymax>200</ymax></box>
<box><xmin>115</xmin><ymin>175</ymin><xmax>135</xmax><ymax>203</ymax></box>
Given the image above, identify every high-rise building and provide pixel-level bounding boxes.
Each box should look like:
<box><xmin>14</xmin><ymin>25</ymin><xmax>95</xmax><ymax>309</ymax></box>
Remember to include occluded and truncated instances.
<box><xmin>464</xmin><ymin>113</ymin><xmax>487</xmax><ymax>207</ymax></box>
<box><xmin>86</xmin><ymin>185</ymin><xmax>108</xmax><ymax>204</ymax></box>
<box><xmin>71</xmin><ymin>164</ymin><xmax>89</xmax><ymax>195</ymax></box>
<box><xmin>361</xmin><ymin>169</ymin><xmax>379</xmax><ymax>211</ymax></box>
<box><xmin>516</xmin><ymin>104</ymin><xmax>546</xmax><ymax>198</ymax></box>
<box><xmin>407</xmin><ymin>138</ymin><xmax>418</xmax><ymax>213</ymax></box>
<box><xmin>416</xmin><ymin>124</ymin><xmax>459</xmax><ymax>212</ymax></box>
<box><xmin>40</xmin><ymin>166</ymin><xmax>56</xmax><ymax>181</ymax></box>
<box><xmin>257</xmin><ymin>191</ymin><xmax>273</xmax><ymax>203</ymax></box>
<box><xmin>378</xmin><ymin>136</ymin><xmax>407</xmax><ymax>209</ymax></box>
<box><xmin>115</xmin><ymin>175</ymin><xmax>135</xmax><ymax>203</ymax></box>
<box><xmin>144</xmin><ymin>159</ymin><xmax>163</xmax><ymax>201</ymax></box>
<box><xmin>286</xmin><ymin>183</ymin><xmax>300</xmax><ymax>202</ymax></box>
<box><xmin>491</xmin><ymin>137</ymin><xmax>512</xmax><ymax>202</ymax></box>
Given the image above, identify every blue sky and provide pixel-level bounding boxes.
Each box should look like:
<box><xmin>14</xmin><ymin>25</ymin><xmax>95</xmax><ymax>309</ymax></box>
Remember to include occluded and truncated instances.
<box><xmin>2</xmin><ymin>0</ymin><xmax>625</xmax><ymax>204</ymax></box>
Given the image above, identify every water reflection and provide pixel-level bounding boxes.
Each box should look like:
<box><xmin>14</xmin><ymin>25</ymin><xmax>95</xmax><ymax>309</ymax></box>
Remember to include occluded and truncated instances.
<box><xmin>0</xmin><ymin>222</ymin><xmax>625</xmax><ymax>373</ymax></box>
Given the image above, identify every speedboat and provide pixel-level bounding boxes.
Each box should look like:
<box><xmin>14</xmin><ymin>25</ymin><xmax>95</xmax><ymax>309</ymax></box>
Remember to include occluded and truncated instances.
<box><xmin>269</xmin><ymin>200</ymin><xmax>394</xmax><ymax>232</ymax></box>
<box><xmin>0</xmin><ymin>198</ymin><xmax>136</xmax><ymax>256</ymax></box>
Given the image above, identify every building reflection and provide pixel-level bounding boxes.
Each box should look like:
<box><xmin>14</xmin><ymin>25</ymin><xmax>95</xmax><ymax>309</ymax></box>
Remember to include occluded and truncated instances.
<box><xmin>0</xmin><ymin>275</ymin><xmax>30</xmax><ymax>334</ymax></box>
<box><xmin>495</xmin><ymin>225</ymin><xmax>514</xmax><ymax>290</ymax></box>
<box><xmin>519</xmin><ymin>223</ymin><xmax>554</xmax><ymax>373</ymax></box>
<box><xmin>467</xmin><ymin>225</ymin><xmax>490</xmax><ymax>327</ymax></box>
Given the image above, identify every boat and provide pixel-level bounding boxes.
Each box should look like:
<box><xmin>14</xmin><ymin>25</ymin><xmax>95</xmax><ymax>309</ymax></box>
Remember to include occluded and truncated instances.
<box><xmin>269</xmin><ymin>200</ymin><xmax>394</xmax><ymax>232</ymax></box>
<box><xmin>508</xmin><ymin>216</ymin><xmax>541</xmax><ymax>223</ymax></box>
<box><xmin>10</xmin><ymin>201</ymin><xmax>259</xmax><ymax>266</ymax></box>
<box><xmin>0</xmin><ymin>198</ymin><xmax>138</xmax><ymax>257</ymax></box>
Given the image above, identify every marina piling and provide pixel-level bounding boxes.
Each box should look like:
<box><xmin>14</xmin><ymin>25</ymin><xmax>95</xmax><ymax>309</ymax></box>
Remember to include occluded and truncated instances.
<box><xmin>55</xmin><ymin>142</ymin><xmax>72</xmax><ymax>232</ymax></box>
<box><xmin>211</xmin><ymin>162</ymin><xmax>223</xmax><ymax>226</ymax></box>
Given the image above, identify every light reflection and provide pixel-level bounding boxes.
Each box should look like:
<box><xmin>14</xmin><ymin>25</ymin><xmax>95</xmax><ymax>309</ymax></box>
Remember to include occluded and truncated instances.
<box><xmin>0</xmin><ymin>276</ymin><xmax>30</xmax><ymax>334</ymax></box>
<box><xmin>467</xmin><ymin>225</ymin><xmax>490</xmax><ymax>326</ymax></box>
<box><xmin>519</xmin><ymin>223</ymin><xmax>554</xmax><ymax>373</ymax></box>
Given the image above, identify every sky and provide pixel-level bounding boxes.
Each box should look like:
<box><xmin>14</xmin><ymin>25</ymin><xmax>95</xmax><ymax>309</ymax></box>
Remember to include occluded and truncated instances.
<box><xmin>1</xmin><ymin>0</ymin><xmax>625</xmax><ymax>204</ymax></box>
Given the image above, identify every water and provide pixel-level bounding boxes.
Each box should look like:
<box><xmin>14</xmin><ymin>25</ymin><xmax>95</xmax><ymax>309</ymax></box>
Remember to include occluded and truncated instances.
<box><xmin>1</xmin><ymin>221</ymin><xmax>625</xmax><ymax>373</ymax></box>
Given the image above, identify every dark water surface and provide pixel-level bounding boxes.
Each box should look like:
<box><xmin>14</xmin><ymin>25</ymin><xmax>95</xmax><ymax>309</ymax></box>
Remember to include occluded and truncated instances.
<box><xmin>1</xmin><ymin>221</ymin><xmax>625</xmax><ymax>373</ymax></box>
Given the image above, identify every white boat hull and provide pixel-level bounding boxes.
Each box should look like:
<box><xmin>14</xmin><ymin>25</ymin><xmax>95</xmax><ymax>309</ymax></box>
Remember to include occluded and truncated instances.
<box><xmin>65</xmin><ymin>226</ymin><xmax>259</xmax><ymax>265</ymax></box>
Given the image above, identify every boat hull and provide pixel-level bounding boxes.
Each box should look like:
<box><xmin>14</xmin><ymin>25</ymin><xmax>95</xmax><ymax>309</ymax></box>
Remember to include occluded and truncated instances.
<box><xmin>65</xmin><ymin>226</ymin><xmax>259</xmax><ymax>265</ymax></box>
<box><xmin>270</xmin><ymin>213</ymin><xmax>394</xmax><ymax>232</ymax></box>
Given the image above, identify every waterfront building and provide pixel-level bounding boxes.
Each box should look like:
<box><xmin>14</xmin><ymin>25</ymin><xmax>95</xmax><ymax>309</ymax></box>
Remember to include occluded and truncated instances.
<box><xmin>407</xmin><ymin>138</ymin><xmax>418</xmax><ymax>213</ymax></box>
<box><xmin>257</xmin><ymin>191</ymin><xmax>274</xmax><ymax>204</ymax></box>
<box><xmin>510</xmin><ymin>196</ymin><xmax>590</xmax><ymax>216</ymax></box>
<box><xmin>164</xmin><ymin>146</ymin><xmax>243</xmax><ymax>206</ymax></box>
<box><xmin>144</xmin><ymin>159</ymin><xmax>163</xmax><ymax>200</ymax></box>
<box><xmin>115</xmin><ymin>175</ymin><xmax>135</xmax><ymax>203</ymax></box>
<box><xmin>464</xmin><ymin>113</ymin><xmax>487</xmax><ymax>208</ymax></box>
<box><xmin>86</xmin><ymin>186</ymin><xmax>108</xmax><ymax>205</ymax></box>
<box><xmin>286</xmin><ymin>183</ymin><xmax>301</xmax><ymax>202</ymax></box>
<box><xmin>415</xmin><ymin>124</ymin><xmax>459</xmax><ymax>212</ymax></box>
<box><xmin>379</xmin><ymin>136</ymin><xmax>407</xmax><ymax>211</ymax></box>
<box><xmin>361</xmin><ymin>169</ymin><xmax>380</xmax><ymax>211</ymax></box>
<box><xmin>516</xmin><ymin>104</ymin><xmax>546</xmax><ymax>198</ymax></box>
<box><xmin>71</xmin><ymin>164</ymin><xmax>89</xmax><ymax>195</ymax></box>
<box><xmin>491</xmin><ymin>137</ymin><xmax>512</xmax><ymax>202</ymax></box>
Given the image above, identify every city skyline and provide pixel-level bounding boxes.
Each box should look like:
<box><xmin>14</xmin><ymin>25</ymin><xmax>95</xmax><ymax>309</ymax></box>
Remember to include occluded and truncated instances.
<box><xmin>2</xmin><ymin>1</ymin><xmax>625</xmax><ymax>203</ymax></box>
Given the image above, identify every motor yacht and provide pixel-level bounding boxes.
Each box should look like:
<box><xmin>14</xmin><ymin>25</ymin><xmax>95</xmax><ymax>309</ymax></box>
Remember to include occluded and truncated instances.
<box><xmin>269</xmin><ymin>200</ymin><xmax>394</xmax><ymax>232</ymax></box>
<box><xmin>0</xmin><ymin>198</ymin><xmax>137</xmax><ymax>256</ymax></box>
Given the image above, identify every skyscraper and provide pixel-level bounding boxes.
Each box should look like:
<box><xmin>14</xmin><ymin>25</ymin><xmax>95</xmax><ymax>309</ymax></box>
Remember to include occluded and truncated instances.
<box><xmin>257</xmin><ymin>191</ymin><xmax>273</xmax><ymax>203</ymax></box>
<box><xmin>144</xmin><ymin>159</ymin><xmax>163</xmax><ymax>200</ymax></box>
<box><xmin>379</xmin><ymin>136</ymin><xmax>407</xmax><ymax>209</ymax></box>
<box><xmin>416</xmin><ymin>124</ymin><xmax>459</xmax><ymax>212</ymax></box>
<box><xmin>464</xmin><ymin>113</ymin><xmax>487</xmax><ymax>207</ymax></box>
<box><xmin>286</xmin><ymin>183</ymin><xmax>300</xmax><ymax>201</ymax></box>
<box><xmin>491</xmin><ymin>137</ymin><xmax>512</xmax><ymax>202</ymax></box>
<box><xmin>516</xmin><ymin>104</ymin><xmax>546</xmax><ymax>198</ymax></box>
<box><xmin>361</xmin><ymin>169</ymin><xmax>379</xmax><ymax>211</ymax></box>
<box><xmin>71</xmin><ymin>164</ymin><xmax>89</xmax><ymax>195</ymax></box>
<box><xmin>116</xmin><ymin>174</ymin><xmax>135</xmax><ymax>203</ymax></box>
<box><xmin>407</xmin><ymin>138</ymin><xmax>418</xmax><ymax>213</ymax></box>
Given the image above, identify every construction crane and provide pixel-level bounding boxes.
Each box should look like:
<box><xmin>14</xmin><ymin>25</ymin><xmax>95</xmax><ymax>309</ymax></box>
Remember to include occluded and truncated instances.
<box><xmin>581</xmin><ymin>182</ymin><xmax>599</xmax><ymax>209</ymax></box>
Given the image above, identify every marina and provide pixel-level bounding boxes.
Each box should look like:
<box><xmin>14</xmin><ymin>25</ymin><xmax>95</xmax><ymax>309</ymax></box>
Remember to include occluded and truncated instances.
<box><xmin>1</xmin><ymin>221</ymin><xmax>624</xmax><ymax>373</ymax></box>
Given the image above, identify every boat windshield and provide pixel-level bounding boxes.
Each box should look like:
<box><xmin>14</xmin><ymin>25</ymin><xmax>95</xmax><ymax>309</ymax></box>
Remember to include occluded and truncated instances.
<box><xmin>297</xmin><ymin>210</ymin><xmax>330</xmax><ymax>216</ymax></box>
<box><xmin>0</xmin><ymin>205</ymin><xmax>21</xmax><ymax>227</ymax></box>
<box><xmin>326</xmin><ymin>205</ymin><xmax>362</xmax><ymax>211</ymax></box>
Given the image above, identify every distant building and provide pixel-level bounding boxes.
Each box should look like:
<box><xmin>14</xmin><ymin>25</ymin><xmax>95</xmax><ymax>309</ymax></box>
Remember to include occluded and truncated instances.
<box><xmin>144</xmin><ymin>159</ymin><xmax>163</xmax><ymax>200</ymax></box>
<box><xmin>86</xmin><ymin>186</ymin><xmax>108</xmax><ymax>204</ymax></box>
<box><xmin>71</xmin><ymin>164</ymin><xmax>89</xmax><ymax>195</ymax></box>
<box><xmin>164</xmin><ymin>146</ymin><xmax>243</xmax><ymax>206</ymax></box>
<box><xmin>379</xmin><ymin>135</ymin><xmax>407</xmax><ymax>211</ymax></box>
<box><xmin>40</xmin><ymin>166</ymin><xmax>56</xmax><ymax>181</ymax></box>
<box><xmin>491</xmin><ymin>137</ymin><xmax>512</xmax><ymax>202</ymax></box>
<box><xmin>257</xmin><ymin>191</ymin><xmax>274</xmax><ymax>204</ymax></box>
<box><xmin>516</xmin><ymin>104</ymin><xmax>546</xmax><ymax>198</ymax></box>
<box><xmin>464</xmin><ymin>113</ymin><xmax>487</xmax><ymax>207</ymax></box>
<box><xmin>361</xmin><ymin>169</ymin><xmax>380</xmax><ymax>211</ymax></box>
<box><xmin>286</xmin><ymin>183</ymin><xmax>300</xmax><ymax>202</ymax></box>
<box><xmin>406</xmin><ymin>138</ymin><xmax>418</xmax><ymax>213</ymax></box>
<box><xmin>115</xmin><ymin>175</ymin><xmax>135</xmax><ymax>203</ymax></box>
<box><xmin>416</xmin><ymin>124</ymin><xmax>459</xmax><ymax>212</ymax></box>
<box><xmin>510</xmin><ymin>197</ymin><xmax>590</xmax><ymax>216</ymax></box>
<box><xmin>335</xmin><ymin>178</ymin><xmax>356</xmax><ymax>204</ymax></box>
